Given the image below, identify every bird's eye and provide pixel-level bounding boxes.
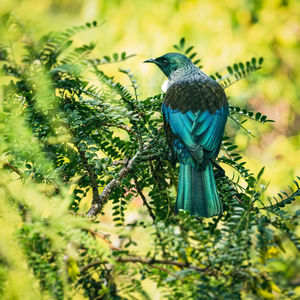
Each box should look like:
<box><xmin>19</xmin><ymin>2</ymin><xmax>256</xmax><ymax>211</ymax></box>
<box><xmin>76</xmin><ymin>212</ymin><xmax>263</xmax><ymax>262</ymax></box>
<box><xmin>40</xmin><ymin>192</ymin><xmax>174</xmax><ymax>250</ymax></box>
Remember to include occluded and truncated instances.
<box><xmin>162</xmin><ymin>59</ymin><xmax>168</xmax><ymax>65</ymax></box>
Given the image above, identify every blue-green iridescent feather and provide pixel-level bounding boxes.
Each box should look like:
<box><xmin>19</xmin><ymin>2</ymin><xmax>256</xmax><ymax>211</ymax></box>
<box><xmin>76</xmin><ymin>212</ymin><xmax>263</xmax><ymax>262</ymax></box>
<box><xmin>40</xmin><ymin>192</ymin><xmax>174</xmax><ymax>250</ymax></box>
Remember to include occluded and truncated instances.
<box><xmin>145</xmin><ymin>52</ymin><xmax>228</xmax><ymax>217</ymax></box>
<box><xmin>162</xmin><ymin>103</ymin><xmax>228</xmax><ymax>217</ymax></box>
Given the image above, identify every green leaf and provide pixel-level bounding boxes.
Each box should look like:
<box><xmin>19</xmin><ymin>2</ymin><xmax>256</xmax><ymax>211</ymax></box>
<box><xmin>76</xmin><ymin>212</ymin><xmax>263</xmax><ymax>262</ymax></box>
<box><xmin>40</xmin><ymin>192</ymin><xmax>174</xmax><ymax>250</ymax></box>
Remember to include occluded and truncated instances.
<box><xmin>189</xmin><ymin>53</ymin><xmax>197</xmax><ymax>60</ymax></box>
<box><xmin>257</xmin><ymin>166</ymin><xmax>265</xmax><ymax>180</ymax></box>
<box><xmin>255</xmin><ymin>112</ymin><xmax>262</xmax><ymax>120</ymax></box>
<box><xmin>227</xmin><ymin>66</ymin><xmax>233</xmax><ymax>74</ymax></box>
<box><xmin>185</xmin><ymin>46</ymin><xmax>194</xmax><ymax>54</ymax></box>
<box><xmin>179</xmin><ymin>37</ymin><xmax>185</xmax><ymax>49</ymax></box>
<box><xmin>103</xmin><ymin>55</ymin><xmax>111</xmax><ymax>62</ymax></box>
<box><xmin>113</xmin><ymin>53</ymin><xmax>119</xmax><ymax>61</ymax></box>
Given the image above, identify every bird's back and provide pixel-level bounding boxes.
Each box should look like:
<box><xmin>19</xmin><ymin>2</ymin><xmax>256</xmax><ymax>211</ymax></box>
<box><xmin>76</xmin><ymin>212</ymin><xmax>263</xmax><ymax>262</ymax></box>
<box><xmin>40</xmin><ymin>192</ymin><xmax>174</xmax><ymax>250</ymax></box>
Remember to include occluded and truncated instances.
<box><xmin>165</xmin><ymin>75</ymin><xmax>227</xmax><ymax>114</ymax></box>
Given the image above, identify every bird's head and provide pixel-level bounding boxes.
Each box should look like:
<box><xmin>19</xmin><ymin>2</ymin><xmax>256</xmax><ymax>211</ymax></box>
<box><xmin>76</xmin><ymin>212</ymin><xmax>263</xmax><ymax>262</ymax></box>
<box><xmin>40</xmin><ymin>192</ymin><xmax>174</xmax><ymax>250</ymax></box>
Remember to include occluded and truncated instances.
<box><xmin>144</xmin><ymin>52</ymin><xmax>192</xmax><ymax>78</ymax></box>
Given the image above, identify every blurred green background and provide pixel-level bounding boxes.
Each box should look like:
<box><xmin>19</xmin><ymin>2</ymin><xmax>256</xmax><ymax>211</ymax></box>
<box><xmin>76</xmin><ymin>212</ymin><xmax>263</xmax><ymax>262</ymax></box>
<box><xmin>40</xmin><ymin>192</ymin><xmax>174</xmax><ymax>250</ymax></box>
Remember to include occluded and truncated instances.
<box><xmin>2</xmin><ymin>0</ymin><xmax>299</xmax><ymax>196</ymax></box>
<box><xmin>1</xmin><ymin>0</ymin><xmax>299</xmax><ymax>298</ymax></box>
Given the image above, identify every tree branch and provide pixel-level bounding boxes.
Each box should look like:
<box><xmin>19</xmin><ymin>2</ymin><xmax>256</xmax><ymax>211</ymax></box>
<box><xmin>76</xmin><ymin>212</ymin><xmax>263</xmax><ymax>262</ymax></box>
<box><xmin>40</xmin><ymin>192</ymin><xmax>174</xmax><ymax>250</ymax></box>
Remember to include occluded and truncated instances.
<box><xmin>79</xmin><ymin>257</ymin><xmax>183</xmax><ymax>281</ymax></box>
<box><xmin>87</xmin><ymin>150</ymin><xmax>142</xmax><ymax>217</ymax></box>
<box><xmin>80</xmin><ymin>255</ymin><xmax>213</xmax><ymax>276</ymax></box>
<box><xmin>82</xmin><ymin>229</ymin><xmax>180</xmax><ymax>280</ymax></box>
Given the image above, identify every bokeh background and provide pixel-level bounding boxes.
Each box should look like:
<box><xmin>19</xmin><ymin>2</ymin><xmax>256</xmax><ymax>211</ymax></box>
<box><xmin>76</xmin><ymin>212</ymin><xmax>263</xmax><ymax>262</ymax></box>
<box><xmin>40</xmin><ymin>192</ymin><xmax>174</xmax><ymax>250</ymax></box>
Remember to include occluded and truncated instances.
<box><xmin>2</xmin><ymin>0</ymin><xmax>299</xmax><ymax>193</ymax></box>
<box><xmin>1</xmin><ymin>0</ymin><xmax>299</xmax><ymax>298</ymax></box>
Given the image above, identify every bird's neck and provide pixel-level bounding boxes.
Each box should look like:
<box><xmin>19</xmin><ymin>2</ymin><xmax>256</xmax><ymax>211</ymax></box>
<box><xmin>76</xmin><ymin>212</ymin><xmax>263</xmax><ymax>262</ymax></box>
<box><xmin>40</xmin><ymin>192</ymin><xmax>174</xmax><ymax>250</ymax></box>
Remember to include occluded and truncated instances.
<box><xmin>168</xmin><ymin>63</ymin><xmax>207</xmax><ymax>84</ymax></box>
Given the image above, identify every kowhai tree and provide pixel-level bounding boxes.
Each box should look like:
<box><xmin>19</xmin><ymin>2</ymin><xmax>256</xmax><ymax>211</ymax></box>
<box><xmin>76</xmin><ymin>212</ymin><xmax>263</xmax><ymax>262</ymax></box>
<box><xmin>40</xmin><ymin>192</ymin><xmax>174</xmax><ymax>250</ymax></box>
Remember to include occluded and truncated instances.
<box><xmin>0</xmin><ymin>15</ymin><xmax>299</xmax><ymax>299</ymax></box>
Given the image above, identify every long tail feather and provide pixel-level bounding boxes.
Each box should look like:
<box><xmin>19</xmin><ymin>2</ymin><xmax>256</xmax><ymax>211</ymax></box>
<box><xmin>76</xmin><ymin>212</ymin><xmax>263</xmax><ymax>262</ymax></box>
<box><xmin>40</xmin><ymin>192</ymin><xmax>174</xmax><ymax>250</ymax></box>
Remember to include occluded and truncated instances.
<box><xmin>176</xmin><ymin>161</ymin><xmax>222</xmax><ymax>217</ymax></box>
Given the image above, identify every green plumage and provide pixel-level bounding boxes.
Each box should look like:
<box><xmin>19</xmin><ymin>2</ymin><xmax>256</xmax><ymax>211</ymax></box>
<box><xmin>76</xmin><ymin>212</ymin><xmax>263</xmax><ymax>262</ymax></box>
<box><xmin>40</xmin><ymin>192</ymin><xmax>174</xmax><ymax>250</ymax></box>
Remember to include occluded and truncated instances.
<box><xmin>177</xmin><ymin>162</ymin><xmax>222</xmax><ymax>217</ymax></box>
<box><xmin>145</xmin><ymin>52</ymin><xmax>228</xmax><ymax>217</ymax></box>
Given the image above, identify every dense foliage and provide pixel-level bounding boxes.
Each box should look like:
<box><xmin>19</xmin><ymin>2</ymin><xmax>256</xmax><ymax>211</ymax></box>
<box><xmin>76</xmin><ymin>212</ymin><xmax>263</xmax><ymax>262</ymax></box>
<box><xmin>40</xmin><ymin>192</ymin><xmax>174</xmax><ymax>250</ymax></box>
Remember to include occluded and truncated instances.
<box><xmin>0</xmin><ymin>15</ymin><xmax>299</xmax><ymax>299</ymax></box>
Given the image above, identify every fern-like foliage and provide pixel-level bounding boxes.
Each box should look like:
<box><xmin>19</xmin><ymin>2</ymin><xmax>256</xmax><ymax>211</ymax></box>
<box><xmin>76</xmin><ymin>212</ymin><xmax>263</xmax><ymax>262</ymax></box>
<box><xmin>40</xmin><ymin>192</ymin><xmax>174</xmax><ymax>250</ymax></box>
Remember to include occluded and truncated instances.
<box><xmin>229</xmin><ymin>106</ymin><xmax>275</xmax><ymax>123</ymax></box>
<box><xmin>0</xmin><ymin>19</ymin><xmax>299</xmax><ymax>300</ymax></box>
<box><xmin>173</xmin><ymin>37</ymin><xmax>203</xmax><ymax>68</ymax></box>
<box><xmin>173</xmin><ymin>37</ymin><xmax>263</xmax><ymax>89</ymax></box>
<box><xmin>214</xmin><ymin>57</ymin><xmax>264</xmax><ymax>88</ymax></box>
<box><xmin>263</xmin><ymin>176</ymin><xmax>300</xmax><ymax>211</ymax></box>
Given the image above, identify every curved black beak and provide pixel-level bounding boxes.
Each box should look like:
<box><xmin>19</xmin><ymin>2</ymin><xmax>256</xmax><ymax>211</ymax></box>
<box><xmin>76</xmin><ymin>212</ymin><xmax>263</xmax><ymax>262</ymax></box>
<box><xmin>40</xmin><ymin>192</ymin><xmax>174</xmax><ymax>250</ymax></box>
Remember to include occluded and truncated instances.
<box><xmin>143</xmin><ymin>58</ymin><xmax>156</xmax><ymax>64</ymax></box>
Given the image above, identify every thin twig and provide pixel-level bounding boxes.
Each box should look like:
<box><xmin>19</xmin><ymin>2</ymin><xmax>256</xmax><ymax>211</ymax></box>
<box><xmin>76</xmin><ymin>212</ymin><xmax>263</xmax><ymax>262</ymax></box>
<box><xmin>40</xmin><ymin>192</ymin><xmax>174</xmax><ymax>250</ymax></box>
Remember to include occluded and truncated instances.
<box><xmin>77</xmin><ymin>148</ymin><xmax>101</xmax><ymax>212</ymax></box>
<box><xmin>80</xmin><ymin>256</ymin><xmax>210</xmax><ymax>275</ymax></box>
<box><xmin>80</xmin><ymin>260</ymin><xmax>107</xmax><ymax>272</ymax></box>
<box><xmin>149</xmin><ymin>161</ymin><xmax>164</xmax><ymax>190</ymax></box>
<box><xmin>111</xmin><ymin>154</ymin><xmax>160</xmax><ymax>166</ymax></box>
<box><xmin>217</xmin><ymin>66</ymin><xmax>262</xmax><ymax>90</ymax></box>
<box><xmin>3</xmin><ymin>162</ymin><xmax>24</xmax><ymax>178</ymax></box>
<box><xmin>229</xmin><ymin>115</ymin><xmax>255</xmax><ymax>138</ymax></box>
<box><xmin>234</xmin><ymin>195</ymin><xmax>243</xmax><ymax>204</ymax></box>
<box><xmin>103</xmin><ymin>123</ymin><xmax>136</xmax><ymax>135</ymax></box>
<box><xmin>111</xmin><ymin>159</ymin><xmax>127</xmax><ymax>166</ymax></box>
<box><xmin>85</xmin><ymin>229</ymin><xmax>121</xmax><ymax>251</ymax></box>
<box><xmin>143</xmin><ymin>264</ymin><xmax>183</xmax><ymax>281</ymax></box>
<box><xmin>133</xmin><ymin>174</ymin><xmax>156</xmax><ymax>222</ymax></box>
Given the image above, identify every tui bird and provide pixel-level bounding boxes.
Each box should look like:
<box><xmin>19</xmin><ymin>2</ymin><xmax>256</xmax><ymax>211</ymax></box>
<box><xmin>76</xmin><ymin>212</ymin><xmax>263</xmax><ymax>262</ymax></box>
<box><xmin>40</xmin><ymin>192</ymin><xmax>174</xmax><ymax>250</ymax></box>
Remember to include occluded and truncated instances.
<box><xmin>144</xmin><ymin>53</ymin><xmax>228</xmax><ymax>217</ymax></box>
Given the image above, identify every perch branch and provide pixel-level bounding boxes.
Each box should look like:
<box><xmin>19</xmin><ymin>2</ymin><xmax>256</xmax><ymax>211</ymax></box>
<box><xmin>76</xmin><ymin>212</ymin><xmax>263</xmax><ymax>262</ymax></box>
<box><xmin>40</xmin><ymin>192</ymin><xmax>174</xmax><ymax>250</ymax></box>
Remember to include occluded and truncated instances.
<box><xmin>87</xmin><ymin>149</ymin><xmax>145</xmax><ymax>217</ymax></box>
